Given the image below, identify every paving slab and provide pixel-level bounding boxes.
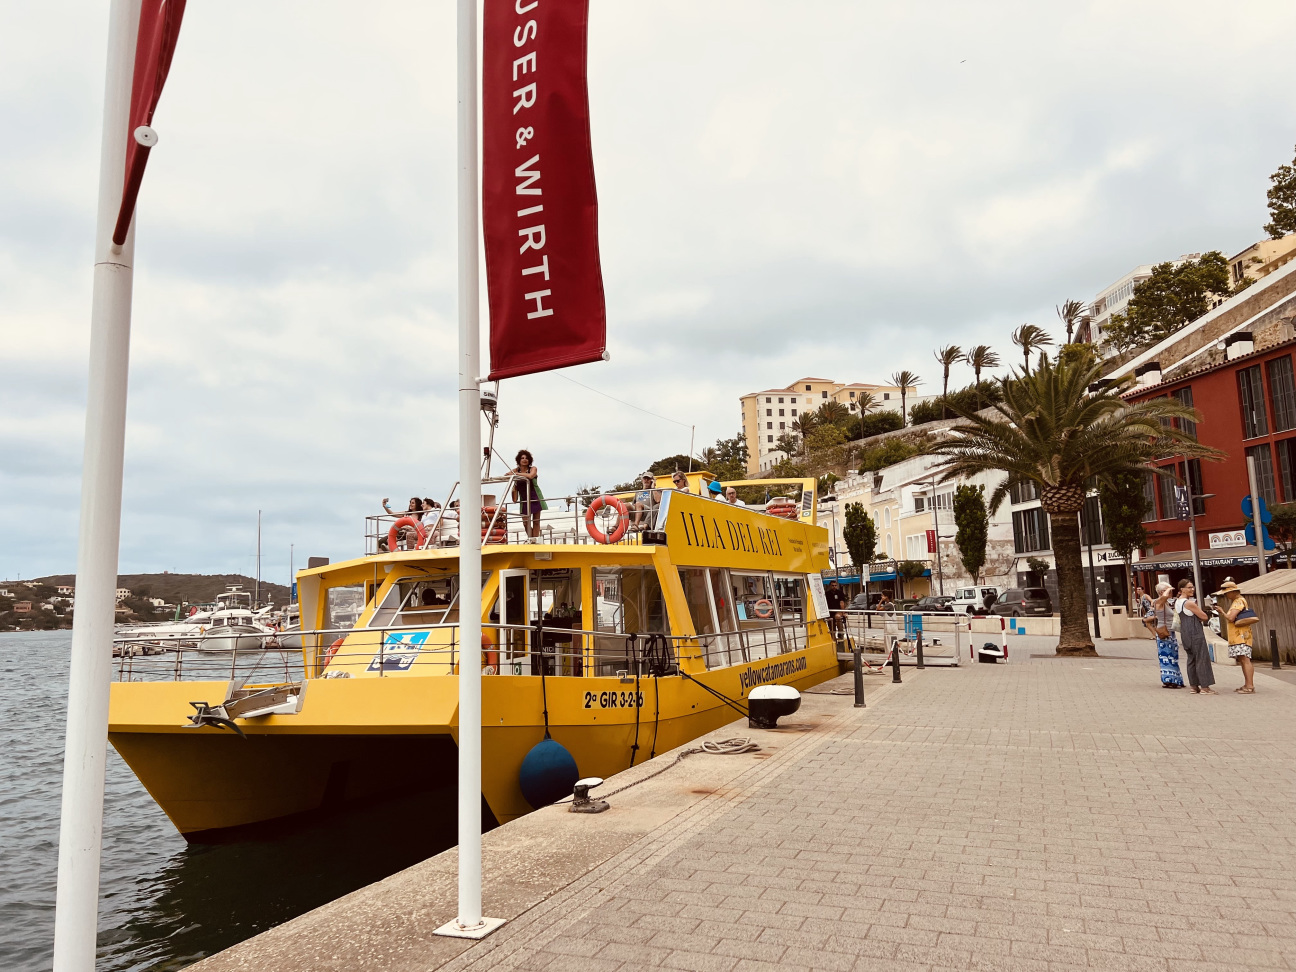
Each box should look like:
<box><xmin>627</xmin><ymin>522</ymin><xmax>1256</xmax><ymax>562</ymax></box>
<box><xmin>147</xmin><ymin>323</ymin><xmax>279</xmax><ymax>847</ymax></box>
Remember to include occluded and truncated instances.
<box><xmin>193</xmin><ymin>638</ymin><xmax>1296</xmax><ymax>972</ymax></box>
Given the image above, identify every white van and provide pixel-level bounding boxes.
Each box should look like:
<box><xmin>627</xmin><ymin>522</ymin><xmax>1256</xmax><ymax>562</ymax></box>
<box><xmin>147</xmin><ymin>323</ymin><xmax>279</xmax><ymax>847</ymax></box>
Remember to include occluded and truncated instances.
<box><xmin>951</xmin><ymin>586</ymin><xmax>1002</xmax><ymax>615</ymax></box>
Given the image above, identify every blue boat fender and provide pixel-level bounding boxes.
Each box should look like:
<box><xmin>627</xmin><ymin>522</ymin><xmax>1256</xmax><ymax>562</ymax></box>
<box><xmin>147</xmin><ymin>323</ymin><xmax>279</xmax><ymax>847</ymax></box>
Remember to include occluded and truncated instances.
<box><xmin>518</xmin><ymin>737</ymin><xmax>580</xmax><ymax>809</ymax></box>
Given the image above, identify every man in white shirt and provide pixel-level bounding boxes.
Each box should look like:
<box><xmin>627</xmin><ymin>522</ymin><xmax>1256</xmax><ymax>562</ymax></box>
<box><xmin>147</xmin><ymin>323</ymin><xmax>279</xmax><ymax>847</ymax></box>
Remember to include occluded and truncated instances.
<box><xmin>724</xmin><ymin>487</ymin><xmax>746</xmax><ymax>506</ymax></box>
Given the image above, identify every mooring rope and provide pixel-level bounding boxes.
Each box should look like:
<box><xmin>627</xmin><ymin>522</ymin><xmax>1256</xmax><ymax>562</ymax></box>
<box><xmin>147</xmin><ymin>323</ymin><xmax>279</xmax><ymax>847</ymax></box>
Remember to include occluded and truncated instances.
<box><xmin>557</xmin><ymin>736</ymin><xmax>759</xmax><ymax>804</ymax></box>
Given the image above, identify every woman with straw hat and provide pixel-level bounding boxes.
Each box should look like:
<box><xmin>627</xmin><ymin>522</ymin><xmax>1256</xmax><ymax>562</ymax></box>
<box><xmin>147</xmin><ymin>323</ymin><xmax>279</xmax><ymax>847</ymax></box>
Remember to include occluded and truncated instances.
<box><xmin>1213</xmin><ymin>580</ymin><xmax>1256</xmax><ymax>694</ymax></box>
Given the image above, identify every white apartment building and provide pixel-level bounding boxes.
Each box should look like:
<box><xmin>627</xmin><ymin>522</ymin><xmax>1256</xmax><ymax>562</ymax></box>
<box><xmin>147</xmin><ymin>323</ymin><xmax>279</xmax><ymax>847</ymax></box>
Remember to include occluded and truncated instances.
<box><xmin>739</xmin><ymin>377</ymin><xmax>936</xmax><ymax>474</ymax></box>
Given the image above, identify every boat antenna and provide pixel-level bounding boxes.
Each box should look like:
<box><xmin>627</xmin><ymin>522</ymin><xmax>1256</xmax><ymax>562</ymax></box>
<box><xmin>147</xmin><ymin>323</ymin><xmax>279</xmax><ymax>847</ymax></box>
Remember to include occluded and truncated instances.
<box><xmin>688</xmin><ymin>425</ymin><xmax>695</xmax><ymax>472</ymax></box>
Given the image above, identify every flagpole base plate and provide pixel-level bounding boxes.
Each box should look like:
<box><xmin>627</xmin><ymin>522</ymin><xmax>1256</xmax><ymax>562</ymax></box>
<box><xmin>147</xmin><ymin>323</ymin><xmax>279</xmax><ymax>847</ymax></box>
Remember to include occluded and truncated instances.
<box><xmin>434</xmin><ymin>916</ymin><xmax>506</xmax><ymax>940</ymax></box>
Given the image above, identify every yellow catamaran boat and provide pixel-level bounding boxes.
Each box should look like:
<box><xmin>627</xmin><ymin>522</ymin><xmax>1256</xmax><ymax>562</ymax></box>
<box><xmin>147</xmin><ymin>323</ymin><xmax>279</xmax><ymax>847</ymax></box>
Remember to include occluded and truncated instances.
<box><xmin>109</xmin><ymin>475</ymin><xmax>840</xmax><ymax>838</ymax></box>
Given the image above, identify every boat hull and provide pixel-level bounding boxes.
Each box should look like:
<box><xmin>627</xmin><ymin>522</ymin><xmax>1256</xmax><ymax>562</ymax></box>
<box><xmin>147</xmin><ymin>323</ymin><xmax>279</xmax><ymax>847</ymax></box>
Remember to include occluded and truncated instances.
<box><xmin>108</xmin><ymin>641</ymin><xmax>837</xmax><ymax>837</ymax></box>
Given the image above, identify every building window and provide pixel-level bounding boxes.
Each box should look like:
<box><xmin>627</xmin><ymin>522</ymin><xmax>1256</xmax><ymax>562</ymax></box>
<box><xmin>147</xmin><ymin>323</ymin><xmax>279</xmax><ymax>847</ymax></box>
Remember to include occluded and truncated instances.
<box><xmin>885</xmin><ymin>534</ymin><xmax>894</xmax><ymax>556</ymax></box>
<box><xmin>1172</xmin><ymin>386</ymin><xmax>1197</xmax><ymax>440</ymax></box>
<box><xmin>765</xmin><ymin>397</ymin><xmax>771</xmax><ymax>403</ymax></box>
<box><xmin>1141</xmin><ymin>472</ymin><xmax>1157</xmax><ymax>522</ymax></box>
<box><xmin>906</xmin><ymin>534</ymin><xmax>927</xmax><ymax>559</ymax></box>
<box><xmin>779</xmin><ymin>422</ymin><xmax>785</xmax><ymax>430</ymax></box>
<box><xmin>1012</xmin><ymin>508</ymin><xmax>1050</xmax><ymax>553</ymax></box>
<box><xmin>778</xmin><ymin>409</ymin><xmax>784</xmax><ymax>416</ymax></box>
<box><xmin>822</xmin><ymin>391</ymin><xmax>828</xmax><ymax>398</ymax></box>
<box><xmin>778</xmin><ymin>397</ymin><xmax>784</xmax><ymax>403</ymax></box>
<box><xmin>790</xmin><ymin>409</ymin><xmax>797</xmax><ymax>416</ymax></box>
<box><xmin>1157</xmin><ymin>466</ymin><xmax>1179</xmax><ymax>521</ymax></box>
<box><xmin>767</xmin><ymin>435</ymin><xmax>773</xmax><ymax>443</ymax></box>
<box><xmin>805</xmin><ymin>384</ymin><xmax>812</xmax><ymax>391</ymax></box>
<box><xmin>883</xmin><ymin>508</ymin><xmax>891</xmax><ymax>527</ymax></box>
<box><xmin>1009</xmin><ymin>480</ymin><xmax>1040</xmax><ymax>504</ymax></box>
<box><xmin>1247</xmin><ymin>443</ymin><xmax>1277</xmax><ymax>506</ymax></box>
<box><xmin>934</xmin><ymin>491</ymin><xmax>953</xmax><ymax>511</ymax></box>
<box><xmin>1268</xmin><ymin>356</ymin><xmax>1296</xmax><ymax>432</ymax></box>
<box><xmin>766</xmin><ymin>422</ymin><xmax>772</xmax><ymax>430</ymax></box>
<box><xmin>1278</xmin><ymin>439</ymin><xmax>1296</xmax><ymax>503</ymax></box>
<box><xmin>883</xmin><ymin>392</ymin><xmax>890</xmax><ymax>400</ymax></box>
<box><xmin>1185</xmin><ymin>459</ymin><xmax>1205</xmax><ymax>515</ymax></box>
<box><xmin>1239</xmin><ymin>365</ymin><xmax>1269</xmax><ymax>439</ymax></box>
<box><xmin>765</xmin><ymin>409</ymin><xmax>771</xmax><ymax>416</ymax></box>
<box><xmin>914</xmin><ymin>495</ymin><xmax>926</xmax><ymax>513</ymax></box>
<box><xmin>849</xmin><ymin>391</ymin><xmax>856</xmax><ymax>399</ymax></box>
<box><xmin>1081</xmin><ymin>494</ymin><xmax>1105</xmax><ymax>545</ymax></box>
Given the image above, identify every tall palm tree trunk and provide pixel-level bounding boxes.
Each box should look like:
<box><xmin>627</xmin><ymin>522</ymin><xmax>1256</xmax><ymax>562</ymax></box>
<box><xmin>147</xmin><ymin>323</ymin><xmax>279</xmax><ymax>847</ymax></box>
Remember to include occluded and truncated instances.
<box><xmin>1046</xmin><ymin>508</ymin><xmax>1096</xmax><ymax>655</ymax></box>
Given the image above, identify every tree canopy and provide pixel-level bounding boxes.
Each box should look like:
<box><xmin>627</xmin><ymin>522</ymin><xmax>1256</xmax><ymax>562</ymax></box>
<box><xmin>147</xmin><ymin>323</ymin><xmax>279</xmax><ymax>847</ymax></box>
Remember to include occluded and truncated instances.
<box><xmin>953</xmin><ymin>484</ymin><xmax>988</xmax><ymax>583</ymax></box>
<box><xmin>1265</xmin><ymin>144</ymin><xmax>1296</xmax><ymax>240</ymax></box>
<box><xmin>1097</xmin><ymin>470</ymin><xmax>1150</xmax><ymax>568</ymax></box>
<box><xmin>843</xmin><ymin>502</ymin><xmax>877</xmax><ymax>573</ymax></box>
<box><xmin>1102</xmin><ymin>252</ymin><xmax>1231</xmax><ymax>353</ymax></box>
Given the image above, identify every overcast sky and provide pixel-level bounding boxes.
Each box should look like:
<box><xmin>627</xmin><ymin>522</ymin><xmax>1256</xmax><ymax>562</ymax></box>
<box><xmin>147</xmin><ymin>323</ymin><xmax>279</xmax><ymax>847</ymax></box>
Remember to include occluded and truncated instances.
<box><xmin>2</xmin><ymin>0</ymin><xmax>1294</xmax><ymax>583</ymax></box>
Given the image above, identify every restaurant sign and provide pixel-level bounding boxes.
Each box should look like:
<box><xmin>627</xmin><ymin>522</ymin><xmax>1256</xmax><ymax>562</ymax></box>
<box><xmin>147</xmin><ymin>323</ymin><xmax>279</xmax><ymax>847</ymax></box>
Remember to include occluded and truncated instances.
<box><xmin>1209</xmin><ymin>531</ymin><xmax>1247</xmax><ymax>549</ymax></box>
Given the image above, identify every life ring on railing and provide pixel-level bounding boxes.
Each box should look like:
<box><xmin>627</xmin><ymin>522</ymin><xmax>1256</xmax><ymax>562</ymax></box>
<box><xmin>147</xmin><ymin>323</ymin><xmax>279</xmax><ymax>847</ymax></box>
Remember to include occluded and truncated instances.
<box><xmin>322</xmin><ymin>637</ymin><xmax>345</xmax><ymax>669</ymax></box>
<box><xmin>481</xmin><ymin>633</ymin><xmax>499</xmax><ymax>675</ymax></box>
<box><xmin>482</xmin><ymin>528</ymin><xmax>508</xmax><ymax>544</ymax></box>
<box><xmin>584</xmin><ymin>494</ymin><xmax>629</xmax><ymax>544</ymax></box>
<box><xmin>765</xmin><ymin>498</ymin><xmax>799</xmax><ymax>520</ymax></box>
<box><xmin>388</xmin><ymin>516</ymin><xmax>427</xmax><ymax>551</ymax></box>
<box><xmin>752</xmin><ymin>598</ymin><xmax>775</xmax><ymax>619</ymax></box>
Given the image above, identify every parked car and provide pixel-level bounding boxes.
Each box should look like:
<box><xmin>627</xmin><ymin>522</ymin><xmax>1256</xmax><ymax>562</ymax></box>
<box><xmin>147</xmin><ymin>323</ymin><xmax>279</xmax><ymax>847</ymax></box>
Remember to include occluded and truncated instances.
<box><xmin>913</xmin><ymin>595</ymin><xmax>955</xmax><ymax>613</ymax></box>
<box><xmin>990</xmin><ymin>587</ymin><xmax>1052</xmax><ymax>617</ymax></box>
<box><xmin>950</xmin><ymin>586</ymin><xmax>1002</xmax><ymax>615</ymax></box>
<box><xmin>850</xmin><ymin>592</ymin><xmax>892</xmax><ymax>610</ymax></box>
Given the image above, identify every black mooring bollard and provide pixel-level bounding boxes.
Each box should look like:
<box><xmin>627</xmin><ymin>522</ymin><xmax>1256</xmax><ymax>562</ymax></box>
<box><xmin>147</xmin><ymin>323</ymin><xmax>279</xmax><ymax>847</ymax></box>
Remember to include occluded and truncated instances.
<box><xmin>1271</xmin><ymin>629</ymin><xmax>1282</xmax><ymax>670</ymax></box>
<box><xmin>916</xmin><ymin>630</ymin><xmax>925</xmax><ymax>670</ymax></box>
<box><xmin>890</xmin><ymin>636</ymin><xmax>902</xmax><ymax>684</ymax></box>
<box><xmin>853</xmin><ymin>644</ymin><xmax>866</xmax><ymax>708</ymax></box>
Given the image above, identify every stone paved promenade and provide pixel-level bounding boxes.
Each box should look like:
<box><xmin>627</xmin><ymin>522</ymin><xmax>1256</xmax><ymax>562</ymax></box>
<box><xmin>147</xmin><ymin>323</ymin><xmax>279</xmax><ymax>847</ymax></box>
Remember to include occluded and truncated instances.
<box><xmin>440</xmin><ymin>641</ymin><xmax>1296</xmax><ymax>972</ymax></box>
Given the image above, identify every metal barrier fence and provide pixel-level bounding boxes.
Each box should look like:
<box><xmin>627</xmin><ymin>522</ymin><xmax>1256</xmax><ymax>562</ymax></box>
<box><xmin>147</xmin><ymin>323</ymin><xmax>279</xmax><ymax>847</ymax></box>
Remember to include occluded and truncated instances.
<box><xmin>834</xmin><ymin>610</ymin><xmax>968</xmax><ymax>666</ymax></box>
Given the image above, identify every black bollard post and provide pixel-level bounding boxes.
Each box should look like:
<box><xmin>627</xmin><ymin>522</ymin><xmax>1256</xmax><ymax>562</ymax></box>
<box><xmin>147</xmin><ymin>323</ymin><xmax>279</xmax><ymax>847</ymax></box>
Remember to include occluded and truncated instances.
<box><xmin>916</xmin><ymin>629</ymin><xmax>925</xmax><ymax>670</ymax></box>
<box><xmin>1271</xmin><ymin>629</ymin><xmax>1282</xmax><ymax>670</ymax></box>
<box><xmin>853</xmin><ymin>644</ymin><xmax>866</xmax><ymax>708</ymax></box>
<box><xmin>890</xmin><ymin>634</ymin><xmax>902</xmax><ymax>683</ymax></box>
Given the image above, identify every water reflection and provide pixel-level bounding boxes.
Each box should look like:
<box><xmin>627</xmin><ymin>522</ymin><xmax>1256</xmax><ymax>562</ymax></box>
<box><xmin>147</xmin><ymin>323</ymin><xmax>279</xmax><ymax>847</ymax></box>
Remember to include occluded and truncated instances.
<box><xmin>99</xmin><ymin>786</ymin><xmax>458</xmax><ymax>971</ymax></box>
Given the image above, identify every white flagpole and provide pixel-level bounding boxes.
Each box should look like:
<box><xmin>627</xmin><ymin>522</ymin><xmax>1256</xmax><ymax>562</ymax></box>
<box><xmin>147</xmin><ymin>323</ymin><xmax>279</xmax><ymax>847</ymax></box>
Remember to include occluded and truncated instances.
<box><xmin>53</xmin><ymin>0</ymin><xmax>142</xmax><ymax>968</ymax></box>
<box><xmin>436</xmin><ymin>0</ymin><xmax>502</xmax><ymax>940</ymax></box>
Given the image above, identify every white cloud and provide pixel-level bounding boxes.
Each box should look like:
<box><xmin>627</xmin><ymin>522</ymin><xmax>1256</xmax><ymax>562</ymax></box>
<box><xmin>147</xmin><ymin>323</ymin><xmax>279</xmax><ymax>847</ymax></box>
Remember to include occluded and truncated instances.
<box><xmin>2</xmin><ymin>0</ymin><xmax>1295</xmax><ymax>578</ymax></box>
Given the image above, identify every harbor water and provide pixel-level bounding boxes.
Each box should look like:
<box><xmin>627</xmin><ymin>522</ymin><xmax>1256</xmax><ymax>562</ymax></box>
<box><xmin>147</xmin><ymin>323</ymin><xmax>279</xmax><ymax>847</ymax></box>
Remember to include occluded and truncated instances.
<box><xmin>0</xmin><ymin>631</ymin><xmax>458</xmax><ymax>971</ymax></box>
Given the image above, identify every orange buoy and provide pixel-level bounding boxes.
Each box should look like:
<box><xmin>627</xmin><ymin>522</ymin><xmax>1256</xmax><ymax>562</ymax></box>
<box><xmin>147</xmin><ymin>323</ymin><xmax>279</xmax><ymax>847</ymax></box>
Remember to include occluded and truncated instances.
<box><xmin>584</xmin><ymin>494</ymin><xmax>629</xmax><ymax>544</ymax></box>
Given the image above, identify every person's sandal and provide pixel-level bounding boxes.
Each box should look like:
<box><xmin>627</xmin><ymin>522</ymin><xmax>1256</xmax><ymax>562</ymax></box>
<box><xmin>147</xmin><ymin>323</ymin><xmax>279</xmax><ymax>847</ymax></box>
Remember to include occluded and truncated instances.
<box><xmin>1235</xmin><ymin>687</ymin><xmax>1255</xmax><ymax>694</ymax></box>
<box><xmin>1201</xmin><ymin>687</ymin><xmax>1217</xmax><ymax>695</ymax></box>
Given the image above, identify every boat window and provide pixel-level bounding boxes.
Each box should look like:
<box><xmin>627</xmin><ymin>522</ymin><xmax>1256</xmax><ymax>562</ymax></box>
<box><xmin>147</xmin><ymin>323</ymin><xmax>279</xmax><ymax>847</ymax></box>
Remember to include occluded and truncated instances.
<box><xmin>530</xmin><ymin>569</ymin><xmax>583</xmax><ymax>676</ymax></box>
<box><xmin>708</xmin><ymin>568</ymin><xmax>744</xmax><ymax>669</ymax></box>
<box><xmin>678</xmin><ymin>568</ymin><xmax>716</xmax><ymax>637</ymax></box>
<box><xmin>594</xmin><ymin>566</ymin><xmax>668</xmax><ymax>676</ymax></box>
<box><xmin>730</xmin><ymin>571</ymin><xmax>784</xmax><ymax>660</ymax></box>
<box><xmin>777</xmin><ymin>575</ymin><xmax>807</xmax><ymax>651</ymax></box>
<box><xmin>370</xmin><ymin>571</ymin><xmax>488</xmax><ymax>629</ymax></box>
<box><xmin>326</xmin><ymin>584</ymin><xmax>365</xmax><ymax>632</ymax></box>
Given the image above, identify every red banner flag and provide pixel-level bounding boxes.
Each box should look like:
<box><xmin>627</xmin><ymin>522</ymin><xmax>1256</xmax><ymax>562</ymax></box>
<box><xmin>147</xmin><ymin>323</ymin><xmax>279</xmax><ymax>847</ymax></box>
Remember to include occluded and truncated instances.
<box><xmin>482</xmin><ymin>0</ymin><xmax>606</xmax><ymax>381</ymax></box>
<box><xmin>112</xmin><ymin>0</ymin><xmax>187</xmax><ymax>246</ymax></box>
<box><xmin>926</xmin><ymin>529</ymin><xmax>937</xmax><ymax>553</ymax></box>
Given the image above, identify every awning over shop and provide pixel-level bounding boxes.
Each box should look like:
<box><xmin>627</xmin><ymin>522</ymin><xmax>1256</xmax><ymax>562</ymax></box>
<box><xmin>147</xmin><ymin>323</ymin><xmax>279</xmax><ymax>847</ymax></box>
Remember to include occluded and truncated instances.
<box><xmin>820</xmin><ymin>571</ymin><xmax>861</xmax><ymax>584</ymax></box>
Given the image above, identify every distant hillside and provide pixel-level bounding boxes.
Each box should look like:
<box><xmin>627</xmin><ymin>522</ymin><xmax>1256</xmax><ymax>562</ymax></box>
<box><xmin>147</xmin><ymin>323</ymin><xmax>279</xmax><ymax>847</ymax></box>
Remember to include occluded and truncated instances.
<box><xmin>33</xmin><ymin>573</ymin><xmax>292</xmax><ymax>607</ymax></box>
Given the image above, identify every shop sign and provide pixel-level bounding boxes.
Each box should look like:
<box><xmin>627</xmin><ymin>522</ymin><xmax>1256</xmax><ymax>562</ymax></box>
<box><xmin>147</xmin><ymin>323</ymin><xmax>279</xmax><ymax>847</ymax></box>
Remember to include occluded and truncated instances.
<box><xmin>1209</xmin><ymin>531</ymin><xmax>1246</xmax><ymax>549</ymax></box>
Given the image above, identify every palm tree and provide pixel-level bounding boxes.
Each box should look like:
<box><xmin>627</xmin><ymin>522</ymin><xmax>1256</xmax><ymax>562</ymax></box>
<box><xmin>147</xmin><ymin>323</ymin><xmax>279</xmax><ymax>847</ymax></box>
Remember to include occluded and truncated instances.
<box><xmin>817</xmin><ymin>400</ymin><xmax>850</xmax><ymax>427</ymax></box>
<box><xmin>966</xmin><ymin>345</ymin><xmax>1000</xmax><ymax>386</ymax></box>
<box><xmin>1056</xmin><ymin>299</ymin><xmax>1089</xmax><ymax>345</ymax></box>
<box><xmin>1012</xmin><ymin>324</ymin><xmax>1054</xmax><ymax>371</ymax></box>
<box><xmin>933</xmin><ymin>344</ymin><xmax>964</xmax><ymax>417</ymax></box>
<box><xmin>889</xmin><ymin>370</ymin><xmax>922</xmax><ymax>427</ymax></box>
<box><xmin>927</xmin><ymin>353</ymin><xmax>1220</xmax><ymax>655</ymax></box>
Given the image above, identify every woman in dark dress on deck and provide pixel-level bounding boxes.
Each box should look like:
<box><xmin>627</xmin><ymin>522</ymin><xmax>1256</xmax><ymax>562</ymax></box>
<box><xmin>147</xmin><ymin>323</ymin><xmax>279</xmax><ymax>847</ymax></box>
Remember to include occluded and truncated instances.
<box><xmin>512</xmin><ymin>449</ymin><xmax>542</xmax><ymax>539</ymax></box>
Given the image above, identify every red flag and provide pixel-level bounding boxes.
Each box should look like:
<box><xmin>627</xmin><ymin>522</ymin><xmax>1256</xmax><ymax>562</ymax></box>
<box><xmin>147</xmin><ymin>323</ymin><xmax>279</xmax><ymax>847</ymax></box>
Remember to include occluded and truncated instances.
<box><xmin>112</xmin><ymin>0</ymin><xmax>187</xmax><ymax>246</ymax></box>
<box><xmin>482</xmin><ymin>0</ymin><xmax>606</xmax><ymax>381</ymax></box>
<box><xmin>926</xmin><ymin>529</ymin><xmax>937</xmax><ymax>553</ymax></box>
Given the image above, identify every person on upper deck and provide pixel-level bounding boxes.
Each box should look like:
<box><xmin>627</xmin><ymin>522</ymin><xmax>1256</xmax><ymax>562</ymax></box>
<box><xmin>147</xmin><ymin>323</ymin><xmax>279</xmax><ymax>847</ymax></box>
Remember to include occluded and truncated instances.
<box><xmin>382</xmin><ymin>496</ymin><xmax>424</xmax><ymax>549</ymax></box>
<box><xmin>706</xmin><ymin>480</ymin><xmax>726</xmax><ymax>501</ymax></box>
<box><xmin>670</xmin><ymin>471</ymin><xmax>691</xmax><ymax>493</ymax></box>
<box><xmin>421</xmin><ymin>499</ymin><xmax>442</xmax><ymax>540</ymax></box>
<box><xmin>724</xmin><ymin>487</ymin><xmax>746</xmax><ymax>507</ymax></box>
<box><xmin>512</xmin><ymin>449</ymin><xmax>543</xmax><ymax>539</ymax></box>
<box><xmin>632</xmin><ymin>473</ymin><xmax>660</xmax><ymax>530</ymax></box>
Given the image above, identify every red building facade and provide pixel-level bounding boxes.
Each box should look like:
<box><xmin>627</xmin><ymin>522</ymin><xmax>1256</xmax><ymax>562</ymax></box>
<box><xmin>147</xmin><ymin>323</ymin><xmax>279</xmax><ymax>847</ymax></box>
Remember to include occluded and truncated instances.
<box><xmin>1125</xmin><ymin>335</ymin><xmax>1296</xmax><ymax>590</ymax></box>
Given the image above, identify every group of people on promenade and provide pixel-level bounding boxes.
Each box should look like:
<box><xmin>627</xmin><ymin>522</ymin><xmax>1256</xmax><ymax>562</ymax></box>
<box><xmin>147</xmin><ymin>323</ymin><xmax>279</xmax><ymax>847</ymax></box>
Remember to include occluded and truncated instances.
<box><xmin>1137</xmin><ymin>579</ymin><xmax>1258</xmax><ymax>695</ymax></box>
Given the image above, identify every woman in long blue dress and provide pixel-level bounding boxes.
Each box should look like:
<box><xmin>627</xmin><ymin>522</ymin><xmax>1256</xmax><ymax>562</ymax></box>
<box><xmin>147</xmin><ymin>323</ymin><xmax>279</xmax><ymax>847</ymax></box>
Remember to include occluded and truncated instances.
<box><xmin>1147</xmin><ymin>582</ymin><xmax>1184</xmax><ymax>688</ymax></box>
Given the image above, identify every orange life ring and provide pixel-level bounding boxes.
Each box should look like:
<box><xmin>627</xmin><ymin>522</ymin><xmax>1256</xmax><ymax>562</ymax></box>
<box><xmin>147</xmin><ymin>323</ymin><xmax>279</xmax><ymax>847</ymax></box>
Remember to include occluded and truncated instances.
<box><xmin>481</xmin><ymin>633</ymin><xmax>499</xmax><ymax>674</ymax></box>
<box><xmin>388</xmin><ymin>516</ymin><xmax>427</xmax><ymax>550</ymax></box>
<box><xmin>482</xmin><ymin>528</ymin><xmax>508</xmax><ymax>544</ymax></box>
<box><xmin>322</xmin><ymin>636</ymin><xmax>345</xmax><ymax>669</ymax></box>
<box><xmin>584</xmin><ymin>494</ymin><xmax>629</xmax><ymax>544</ymax></box>
<box><xmin>766</xmin><ymin>498</ymin><xmax>798</xmax><ymax>520</ymax></box>
<box><xmin>753</xmin><ymin>598</ymin><xmax>775</xmax><ymax>619</ymax></box>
